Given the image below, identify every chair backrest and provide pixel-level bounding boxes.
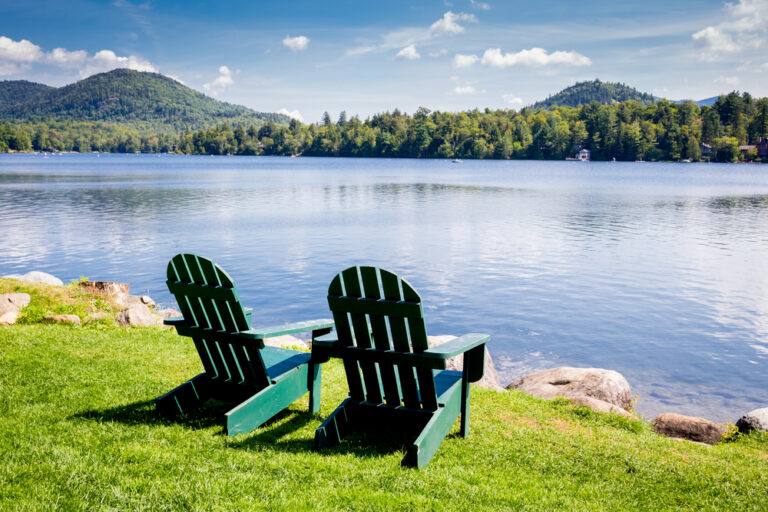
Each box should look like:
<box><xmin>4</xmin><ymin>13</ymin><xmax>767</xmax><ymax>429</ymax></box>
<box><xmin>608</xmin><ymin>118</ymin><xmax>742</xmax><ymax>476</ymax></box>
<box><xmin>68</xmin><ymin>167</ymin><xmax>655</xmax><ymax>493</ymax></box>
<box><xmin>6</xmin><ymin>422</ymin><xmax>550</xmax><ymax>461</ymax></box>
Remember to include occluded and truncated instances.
<box><xmin>166</xmin><ymin>253</ymin><xmax>270</xmax><ymax>388</ymax></box>
<box><xmin>327</xmin><ymin>266</ymin><xmax>439</xmax><ymax>411</ymax></box>
<box><xmin>167</xmin><ymin>253</ymin><xmax>250</xmax><ymax>333</ymax></box>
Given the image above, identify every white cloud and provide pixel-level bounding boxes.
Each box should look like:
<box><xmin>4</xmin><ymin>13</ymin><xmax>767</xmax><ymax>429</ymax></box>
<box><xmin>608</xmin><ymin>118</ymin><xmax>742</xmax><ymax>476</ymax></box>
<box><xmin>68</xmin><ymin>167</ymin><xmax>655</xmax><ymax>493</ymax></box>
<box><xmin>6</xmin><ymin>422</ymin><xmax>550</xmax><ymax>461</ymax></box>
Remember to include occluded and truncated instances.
<box><xmin>396</xmin><ymin>44</ymin><xmax>420</xmax><ymax>60</ymax></box>
<box><xmin>692</xmin><ymin>0</ymin><xmax>768</xmax><ymax>60</ymax></box>
<box><xmin>480</xmin><ymin>47</ymin><xmax>591</xmax><ymax>67</ymax></box>
<box><xmin>0</xmin><ymin>35</ymin><xmax>158</xmax><ymax>78</ymax></box>
<box><xmin>46</xmin><ymin>48</ymin><xmax>88</xmax><ymax>67</ymax></box>
<box><xmin>453</xmin><ymin>53</ymin><xmax>479</xmax><ymax>68</ymax></box>
<box><xmin>430</xmin><ymin>11</ymin><xmax>478</xmax><ymax>35</ymax></box>
<box><xmin>470</xmin><ymin>0</ymin><xmax>491</xmax><ymax>10</ymax></box>
<box><xmin>454</xmin><ymin>85</ymin><xmax>480</xmax><ymax>94</ymax></box>
<box><xmin>283</xmin><ymin>35</ymin><xmax>309</xmax><ymax>51</ymax></box>
<box><xmin>203</xmin><ymin>65</ymin><xmax>234</xmax><ymax>95</ymax></box>
<box><xmin>278</xmin><ymin>108</ymin><xmax>304</xmax><ymax>122</ymax></box>
<box><xmin>0</xmin><ymin>36</ymin><xmax>43</xmax><ymax>63</ymax></box>
<box><xmin>81</xmin><ymin>49</ymin><xmax>156</xmax><ymax>76</ymax></box>
<box><xmin>502</xmin><ymin>93</ymin><xmax>523</xmax><ymax>105</ymax></box>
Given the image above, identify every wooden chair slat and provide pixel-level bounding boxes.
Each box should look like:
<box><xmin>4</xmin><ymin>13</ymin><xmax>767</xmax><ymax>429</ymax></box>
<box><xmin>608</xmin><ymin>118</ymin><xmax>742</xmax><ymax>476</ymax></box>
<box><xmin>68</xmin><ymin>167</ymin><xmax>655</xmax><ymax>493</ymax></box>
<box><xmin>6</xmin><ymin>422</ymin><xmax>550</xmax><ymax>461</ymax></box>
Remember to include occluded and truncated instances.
<box><xmin>380</xmin><ymin>270</ymin><xmax>420</xmax><ymax>408</ymax></box>
<box><xmin>360</xmin><ymin>266</ymin><xmax>401</xmax><ymax>407</ymax></box>
<box><xmin>328</xmin><ymin>275</ymin><xmax>365</xmax><ymax>401</ymax></box>
<box><xmin>340</xmin><ymin>267</ymin><xmax>383</xmax><ymax>404</ymax></box>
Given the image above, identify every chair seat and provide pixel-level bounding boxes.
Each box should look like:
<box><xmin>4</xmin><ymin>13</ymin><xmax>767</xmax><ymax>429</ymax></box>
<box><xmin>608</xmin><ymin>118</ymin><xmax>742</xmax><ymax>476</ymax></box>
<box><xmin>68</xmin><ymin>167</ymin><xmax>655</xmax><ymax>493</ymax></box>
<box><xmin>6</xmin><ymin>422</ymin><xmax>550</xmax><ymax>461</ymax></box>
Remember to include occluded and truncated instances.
<box><xmin>434</xmin><ymin>370</ymin><xmax>462</xmax><ymax>405</ymax></box>
<box><xmin>263</xmin><ymin>346</ymin><xmax>312</xmax><ymax>381</ymax></box>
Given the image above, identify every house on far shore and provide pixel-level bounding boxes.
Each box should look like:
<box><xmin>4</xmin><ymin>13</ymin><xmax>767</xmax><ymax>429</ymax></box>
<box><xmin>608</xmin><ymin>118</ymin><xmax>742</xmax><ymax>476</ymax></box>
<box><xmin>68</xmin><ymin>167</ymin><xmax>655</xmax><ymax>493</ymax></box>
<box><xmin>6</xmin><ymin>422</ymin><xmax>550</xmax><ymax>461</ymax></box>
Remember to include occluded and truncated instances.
<box><xmin>757</xmin><ymin>138</ymin><xmax>768</xmax><ymax>159</ymax></box>
<box><xmin>700</xmin><ymin>143</ymin><xmax>712</xmax><ymax>158</ymax></box>
<box><xmin>739</xmin><ymin>145</ymin><xmax>757</xmax><ymax>160</ymax></box>
<box><xmin>577</xmin><ymin>148</ymin><xmax>591</xmax><ymax>161</ymax></box>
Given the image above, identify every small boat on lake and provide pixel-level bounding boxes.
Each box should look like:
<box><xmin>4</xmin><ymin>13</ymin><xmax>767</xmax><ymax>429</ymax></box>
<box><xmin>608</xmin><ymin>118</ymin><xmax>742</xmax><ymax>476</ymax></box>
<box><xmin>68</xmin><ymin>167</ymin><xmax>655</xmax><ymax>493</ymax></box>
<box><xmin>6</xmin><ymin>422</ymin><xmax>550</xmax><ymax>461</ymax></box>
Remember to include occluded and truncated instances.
<box><xmin>452</xmin><ymin>158</ymin><xmax>463</xmax><ymax>163</ymax></box>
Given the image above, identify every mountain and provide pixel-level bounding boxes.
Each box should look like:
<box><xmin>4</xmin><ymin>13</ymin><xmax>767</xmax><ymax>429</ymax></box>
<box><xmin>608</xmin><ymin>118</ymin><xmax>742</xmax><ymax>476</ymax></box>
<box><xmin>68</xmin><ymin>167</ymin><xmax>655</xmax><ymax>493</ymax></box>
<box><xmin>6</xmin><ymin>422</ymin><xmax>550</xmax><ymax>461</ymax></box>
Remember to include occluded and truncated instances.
<box><xmin>0</xmin><ymin>69</ymin><xmax>288</xmax><ymax>130</ymax></box>
<box><xmin>0</xmin><ymin>80</ymin><xmax>54</xmax><ymax>110</ymax></box>
<box><xmin>532</xmin><ymin>80</ymin><xmax>656</xmax><ymax>109</ymax></box>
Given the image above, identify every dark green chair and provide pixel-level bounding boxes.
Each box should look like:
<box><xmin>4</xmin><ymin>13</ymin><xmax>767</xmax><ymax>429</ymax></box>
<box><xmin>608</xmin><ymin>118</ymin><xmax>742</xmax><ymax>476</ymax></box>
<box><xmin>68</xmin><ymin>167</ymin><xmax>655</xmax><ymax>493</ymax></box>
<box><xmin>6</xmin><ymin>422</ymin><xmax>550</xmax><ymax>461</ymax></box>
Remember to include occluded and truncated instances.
<box><xmin>157</xmin><ymin>253</ymin><xmax>333</xmax><ymax>436</ymax></box>
<box><xmin>313</xmin><ymin>266</ymin><xmax>489</xmax><ymax>468</ymax></box>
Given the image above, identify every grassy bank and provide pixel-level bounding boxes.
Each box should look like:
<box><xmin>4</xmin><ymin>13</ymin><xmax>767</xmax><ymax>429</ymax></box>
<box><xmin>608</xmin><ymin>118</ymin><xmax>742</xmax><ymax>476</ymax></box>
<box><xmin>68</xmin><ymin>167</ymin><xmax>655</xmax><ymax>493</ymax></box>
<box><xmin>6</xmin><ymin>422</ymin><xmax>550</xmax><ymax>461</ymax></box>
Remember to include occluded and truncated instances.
<box><xmin>0</xmin><ymin>282</ymin><xmax>766</xmax><ymax>510</ymax></box>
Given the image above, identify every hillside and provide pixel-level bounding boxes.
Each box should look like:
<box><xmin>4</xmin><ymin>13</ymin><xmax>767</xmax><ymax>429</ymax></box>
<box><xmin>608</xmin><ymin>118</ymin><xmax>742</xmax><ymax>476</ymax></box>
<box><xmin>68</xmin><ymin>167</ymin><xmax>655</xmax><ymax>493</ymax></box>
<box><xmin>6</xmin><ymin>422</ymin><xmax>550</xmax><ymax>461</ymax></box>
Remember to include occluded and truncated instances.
<box><xmin>532</xmin><ymin>79</ymin><xmax>656</xmax><ymax>109</ymax></box>
<box><xmin>0</xmin><ymin>69</ymin><xmax>288</xmax><ymax>131</ymax></box>
<box><xmin>0</xmin><ymin>80</ymin><xmax>54</xmax><ymax>110</ymax></box>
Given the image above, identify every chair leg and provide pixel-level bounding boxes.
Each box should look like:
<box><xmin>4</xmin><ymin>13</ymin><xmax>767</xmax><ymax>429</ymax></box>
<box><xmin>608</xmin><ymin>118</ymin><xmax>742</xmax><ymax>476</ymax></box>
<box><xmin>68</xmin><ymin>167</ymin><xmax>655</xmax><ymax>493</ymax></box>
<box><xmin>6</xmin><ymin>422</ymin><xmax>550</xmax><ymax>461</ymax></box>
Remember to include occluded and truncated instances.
<box><xmin>225</xmin><ymin>365</ymin><xmax>308</xmax><ymax>436</ymax></box>
<box><xmin>461</xmin><ymin>356</ymin><xmax>471</xmax><ymax>438</ymax></box>
<box><xmin>156</xmin><ymin>373</ymin><xmax>210</xmax><ymax>416</ymax></box>
<box><xmin>308</xmin><ymin>362</ymin><xmax>322</xmax><ymax>414</ymax></box>
<box><xmin>406</xmin><ymin>382</ymin><xmax>462</xmax><ymax>468</ymax></box>
<box><xmin>315</xmin><ymin>398</ymin><xmax>352</xmax><ymax>450</ymax></box>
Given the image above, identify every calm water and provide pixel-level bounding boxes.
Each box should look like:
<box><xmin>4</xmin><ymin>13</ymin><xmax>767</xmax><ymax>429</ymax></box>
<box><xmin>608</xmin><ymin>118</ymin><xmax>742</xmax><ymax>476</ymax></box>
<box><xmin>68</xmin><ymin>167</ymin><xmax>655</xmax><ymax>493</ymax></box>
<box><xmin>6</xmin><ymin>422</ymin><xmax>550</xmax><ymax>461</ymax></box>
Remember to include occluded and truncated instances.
<box><xmin>1</xmin><ymin>153</ymin><xmax>767</xmax><ymax>422</ymax></box>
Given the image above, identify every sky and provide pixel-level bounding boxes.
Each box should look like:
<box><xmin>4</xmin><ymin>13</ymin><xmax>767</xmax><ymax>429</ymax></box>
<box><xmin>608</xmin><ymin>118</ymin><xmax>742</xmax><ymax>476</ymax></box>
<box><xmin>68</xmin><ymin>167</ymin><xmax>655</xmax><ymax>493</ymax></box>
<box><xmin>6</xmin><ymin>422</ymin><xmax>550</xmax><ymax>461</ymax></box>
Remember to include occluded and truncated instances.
<box><xmin>1</xmin><ymin>0</ymin><xmax>768</xmax><ymax>123</ymax></box>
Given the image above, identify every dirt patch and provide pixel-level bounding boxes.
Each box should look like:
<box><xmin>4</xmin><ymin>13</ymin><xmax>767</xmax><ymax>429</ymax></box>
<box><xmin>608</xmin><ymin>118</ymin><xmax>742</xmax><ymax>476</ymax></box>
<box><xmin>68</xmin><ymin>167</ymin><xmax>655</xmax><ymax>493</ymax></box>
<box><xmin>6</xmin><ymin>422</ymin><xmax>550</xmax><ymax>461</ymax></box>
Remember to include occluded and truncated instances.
<box><xmin>549</xmin><ymin>419</ymin><xmax>575</xmax><ymax>433</ymax></box>
<box><xmin>500</xmin><ymin>413</ymin><xmax>541</xmax><ymax>428</ymax></box>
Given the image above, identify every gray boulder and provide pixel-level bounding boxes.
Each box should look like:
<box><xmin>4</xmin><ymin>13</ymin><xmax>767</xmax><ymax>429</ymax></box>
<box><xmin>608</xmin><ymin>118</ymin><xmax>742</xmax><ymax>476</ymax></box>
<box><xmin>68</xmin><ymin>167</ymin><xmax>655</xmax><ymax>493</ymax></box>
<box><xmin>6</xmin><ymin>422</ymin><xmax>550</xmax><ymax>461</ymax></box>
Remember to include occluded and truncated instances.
<box><xmin>121</xmin><ymin>295</ymin><xmax>155</xmax><ymax>307</ymax></box>
<box><xmin>44</xmin><ymin>314</ymin><xmax>81</xmax><ymax>325</ymax></box>
<box><xmin>507</xmin><ymin>366</ymin><xmax>632</xmax><ymax>410</ymax></box>
<box><xmin>652</xmin><ymin>413</ymin><xmax>724</xmax><ymax>444</ymax></box>
<box><xmin>156</xmin><ymin>308</ymin><xmax>182</xmax><ymax>319</ymax></box>
<box><xmin>115</xmin><ymin>303</ymin><xmax>162</xmax><ymax>327</ymax></box>
<box><xmin>263</xmin><ymin>334</ymin><xmax>308</xmax><ymax>349</ymax></box>
<box><xmin>427</xmin><ymin>335</ymin><xmax>504</xmax><ymax>391</ymax></box>
<box><xmin>736</xmin><ymin>407</ymin><xmax>768</xmax><ymax>433</ymax></box>
<box><xmin>3</xmin><ymin>271</ymin><xmax>63</xmax><ymax>286</ymax></box>
<box><xmin>0</xmin><ymin>293</ymin><xmax>31</xmax><ymax>325</ymax></box>
<box><xmin>568</xmin><ymin>395</ymin><xmax>632</xmax><ymax>418</ymax></box>
<box><xmin>79</xmin><ymin>281</ymin><xmax>130</xmax><ymax>304</ymax></box>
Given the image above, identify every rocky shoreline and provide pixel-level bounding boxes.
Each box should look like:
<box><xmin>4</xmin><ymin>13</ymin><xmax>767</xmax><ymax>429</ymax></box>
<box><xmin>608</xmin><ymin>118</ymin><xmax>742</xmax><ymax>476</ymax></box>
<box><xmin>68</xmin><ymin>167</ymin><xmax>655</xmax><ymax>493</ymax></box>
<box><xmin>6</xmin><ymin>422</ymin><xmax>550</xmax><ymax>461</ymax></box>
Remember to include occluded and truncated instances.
<box><xmin>2</xmin><ymin>270</ymin><xmax>766</xmax><ymax>445</ymax></box>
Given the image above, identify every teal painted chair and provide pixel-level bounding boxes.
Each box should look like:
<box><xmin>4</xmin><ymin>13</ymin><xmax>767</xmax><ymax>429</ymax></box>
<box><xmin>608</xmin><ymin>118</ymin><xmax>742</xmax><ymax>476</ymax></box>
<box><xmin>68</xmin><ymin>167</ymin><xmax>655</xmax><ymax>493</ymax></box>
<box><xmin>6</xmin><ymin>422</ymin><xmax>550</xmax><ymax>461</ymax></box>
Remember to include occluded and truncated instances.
<box><xmin>312</xmin><ymin>266</ymin><xmax>489</xmax><ymax>467</ymax></box>
<box><xmin>157</xmin><ymin>253</ymin><xmax>333</xmax><ymax>436</ymax></box>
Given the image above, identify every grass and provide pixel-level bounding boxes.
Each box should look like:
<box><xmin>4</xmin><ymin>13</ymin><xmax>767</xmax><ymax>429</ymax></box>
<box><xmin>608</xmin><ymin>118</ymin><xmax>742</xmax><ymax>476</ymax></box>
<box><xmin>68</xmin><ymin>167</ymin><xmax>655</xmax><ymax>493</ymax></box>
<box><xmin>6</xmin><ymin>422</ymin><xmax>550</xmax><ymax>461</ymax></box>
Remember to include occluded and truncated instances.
<box><xmin>0</xmin><ymin>281</ymin><xmax>766</xmax><ymax>510</ymax></box>
<box><xmin>0</xmin><ymin>278</ymin><xmax>121</xmax><ymax>325</ymax></box>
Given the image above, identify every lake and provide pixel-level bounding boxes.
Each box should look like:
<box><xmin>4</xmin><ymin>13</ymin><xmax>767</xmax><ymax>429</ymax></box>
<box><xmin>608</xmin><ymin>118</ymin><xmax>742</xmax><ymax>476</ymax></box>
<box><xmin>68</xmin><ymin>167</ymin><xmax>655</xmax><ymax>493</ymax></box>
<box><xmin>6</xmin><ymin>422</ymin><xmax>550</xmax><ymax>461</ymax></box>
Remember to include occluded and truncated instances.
<box><xmin>1</xmin><ymin>153</ymin><xmax>767</xmax><ymax>422</ymax></box>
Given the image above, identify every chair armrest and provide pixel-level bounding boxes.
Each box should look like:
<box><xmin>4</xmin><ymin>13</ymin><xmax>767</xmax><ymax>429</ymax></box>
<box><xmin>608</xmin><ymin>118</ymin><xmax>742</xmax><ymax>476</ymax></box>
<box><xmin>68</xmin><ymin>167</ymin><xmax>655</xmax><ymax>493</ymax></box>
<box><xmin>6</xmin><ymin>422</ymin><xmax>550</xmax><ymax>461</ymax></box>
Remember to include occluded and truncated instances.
<box><xmin>248</xmin><ymin>319</ymin><xmax>334</xmax><ymax>339</ymax></box>
<box><xmin>163</xmin><ymin>316</ymin><xmax>186</xmax><ymax>326</ymax></box>
<box><xmin>312</xmin><ymin>332</ymin><xmax>338</xmax><ymax>349</ymax></box>
<box><xmin>422</xmin><ymin>333</ymin><xmax>490</xmax><ymax>359</ymax></box>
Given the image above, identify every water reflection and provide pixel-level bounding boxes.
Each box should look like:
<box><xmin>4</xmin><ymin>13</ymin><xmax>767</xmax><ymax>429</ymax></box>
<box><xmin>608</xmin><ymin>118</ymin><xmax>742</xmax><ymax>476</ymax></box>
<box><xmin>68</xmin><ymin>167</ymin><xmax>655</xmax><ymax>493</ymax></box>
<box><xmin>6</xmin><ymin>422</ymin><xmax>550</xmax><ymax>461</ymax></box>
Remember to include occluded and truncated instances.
<box><xmin>1</xmin><ymin>153</ymin><xmax>767</xmax><ymax>421</ymax></box>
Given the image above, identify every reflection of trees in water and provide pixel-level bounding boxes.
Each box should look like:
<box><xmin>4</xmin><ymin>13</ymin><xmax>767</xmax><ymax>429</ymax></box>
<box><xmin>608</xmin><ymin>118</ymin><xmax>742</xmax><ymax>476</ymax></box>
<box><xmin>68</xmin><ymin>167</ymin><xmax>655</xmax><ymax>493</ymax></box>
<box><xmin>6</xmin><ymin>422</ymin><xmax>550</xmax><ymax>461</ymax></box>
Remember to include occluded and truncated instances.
<box><xmin>707</xmin><ymin>195</ymin><xmax>768</xmax><ymax>212</ymax></box>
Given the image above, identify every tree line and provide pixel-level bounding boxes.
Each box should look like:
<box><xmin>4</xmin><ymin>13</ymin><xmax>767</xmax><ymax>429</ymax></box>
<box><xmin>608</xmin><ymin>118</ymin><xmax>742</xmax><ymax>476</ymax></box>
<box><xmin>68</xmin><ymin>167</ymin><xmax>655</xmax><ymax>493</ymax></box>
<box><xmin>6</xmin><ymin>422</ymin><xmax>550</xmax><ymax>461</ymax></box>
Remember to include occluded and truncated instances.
<box><xmin>2</xmin><ymin>92</ymin><xmax>767</xmax><ymax>162</ymax></box>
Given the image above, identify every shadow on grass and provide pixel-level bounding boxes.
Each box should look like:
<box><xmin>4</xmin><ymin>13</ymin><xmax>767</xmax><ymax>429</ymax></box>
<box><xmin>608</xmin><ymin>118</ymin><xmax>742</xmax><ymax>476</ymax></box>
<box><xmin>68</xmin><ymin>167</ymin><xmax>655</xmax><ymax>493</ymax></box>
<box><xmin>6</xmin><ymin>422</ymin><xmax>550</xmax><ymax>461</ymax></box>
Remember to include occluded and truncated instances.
<box><xmin>74</xmin><ymin>399</ymin><xmax>444</xmax><ymax>463</ymax></box>
<box><xmin>73</xmin><ymin>399</ymin><xmax>229</xmax><ymax>432</ymax></box>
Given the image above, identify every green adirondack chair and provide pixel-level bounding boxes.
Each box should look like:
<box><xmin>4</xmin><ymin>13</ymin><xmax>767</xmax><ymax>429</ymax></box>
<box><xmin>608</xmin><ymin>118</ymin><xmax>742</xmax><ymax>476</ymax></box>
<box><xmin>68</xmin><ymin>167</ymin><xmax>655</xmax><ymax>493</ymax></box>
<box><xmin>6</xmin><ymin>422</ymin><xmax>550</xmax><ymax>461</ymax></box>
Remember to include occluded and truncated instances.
<box><xmin>157</xmin><ymin>253</ymin><xmax>333</xmax><ymax>436</ymax></box>
<box><xmin>312</xmin><ymin>266</ymin><xmax>489</xmax><ymax>468</ymax></box>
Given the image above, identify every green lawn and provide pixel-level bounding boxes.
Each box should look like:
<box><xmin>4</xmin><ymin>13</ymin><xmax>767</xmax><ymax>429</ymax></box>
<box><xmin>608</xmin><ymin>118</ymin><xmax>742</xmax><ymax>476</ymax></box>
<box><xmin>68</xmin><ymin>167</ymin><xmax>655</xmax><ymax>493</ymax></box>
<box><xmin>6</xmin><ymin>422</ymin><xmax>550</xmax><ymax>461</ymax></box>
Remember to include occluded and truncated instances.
<box><xmin>0</xmin><ymin>323</ymin><xmax>766</xmax><ymax>511</ymax></box>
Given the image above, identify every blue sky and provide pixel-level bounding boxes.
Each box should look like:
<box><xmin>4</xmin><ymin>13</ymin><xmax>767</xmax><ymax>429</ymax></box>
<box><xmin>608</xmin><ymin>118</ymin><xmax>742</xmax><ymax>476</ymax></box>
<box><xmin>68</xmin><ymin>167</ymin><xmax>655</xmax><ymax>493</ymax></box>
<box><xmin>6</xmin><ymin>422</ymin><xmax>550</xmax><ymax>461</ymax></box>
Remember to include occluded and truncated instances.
<box><xmin>1</xmin><ymin>0</ymin><xmax>767</xmax><ymax>122</ymax></box>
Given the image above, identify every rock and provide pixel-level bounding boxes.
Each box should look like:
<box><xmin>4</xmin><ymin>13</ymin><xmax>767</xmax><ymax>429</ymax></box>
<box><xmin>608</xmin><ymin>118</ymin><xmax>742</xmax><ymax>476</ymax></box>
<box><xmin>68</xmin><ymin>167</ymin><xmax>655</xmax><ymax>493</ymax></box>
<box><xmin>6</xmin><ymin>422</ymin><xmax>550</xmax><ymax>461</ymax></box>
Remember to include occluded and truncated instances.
<box><xmin>3</xmin><ymin>271</ymin><xmax>63</xmax><ymax>286</ymax></box>
<box><xmin>263</xmin><ymin>334</ymin><xmax>308</xmax><ymax>349</ymax></box>
<box><xmin>0</xmin><ymin>293</ymin><xmax>31</xmax><ymax>325</ymax></box>
<box><xmin>84</xmin><ymin>312</ymin><xmax>113</xmax><ymax>324</ymax></box>
<box><xmin>156</xmin><ymin>308</ymin><xmax>182</xmax><ymax>319</ymax></box>
<box><xmin>652</xmin><ymin>413</ymin><xmax>724</xmax><ymax>444</ymax></box>
<box><xmin>115</xmin><ymin>303</ymin><xmax>162</xmax><ymax>327</ymax></box>
<box><xmin>44</xmin><ymin>314</ymin><xmax>81</xmax><ymax>325</ymax></box>
<box><xmin>79</xmin><ymin>281</ymin><xmax>130</xmax><ymax>302</ymax></box>
<box><xmin>0</xmin><ymin>310</ymin><xmax>20</xmax><ymax>325</ymax></box>
<box><xmin>0</xmin><ymin>293</ymin><xmax>31</xmax><ymax>314</ymax></box>
<box><xmin>507</xmin><ymin>367</ymin><xmax>632</xmax><ymax>410</ymax></box>
<box><xmin>568</xmin><ymin>395</ymin><xmax>632</xmax><ymax>418</ymax></box>
<box><xmin>427</xmin><ymin>335</ymin><xmax>504</xmax><ymax>391</ymax></box>
<box><xmin>736</xmin><ymin>407</ymin><xmax>768</xmax><ymax>433</ymax></box>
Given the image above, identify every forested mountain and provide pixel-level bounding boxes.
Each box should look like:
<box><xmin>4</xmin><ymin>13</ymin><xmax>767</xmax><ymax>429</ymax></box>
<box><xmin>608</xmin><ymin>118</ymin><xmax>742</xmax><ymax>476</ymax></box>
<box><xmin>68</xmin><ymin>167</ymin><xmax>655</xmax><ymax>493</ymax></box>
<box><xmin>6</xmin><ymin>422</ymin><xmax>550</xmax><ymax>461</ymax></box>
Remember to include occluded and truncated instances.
<box><xmin>0</xmin><ymin>80</ymin><xmax>54</xmax><ymax>110</ymax></box>
<box><xmin>533</xmin><ymin>80</ymin><xmax>656</xmax><ymax>109</ymax></box>
<box><xmin>0</xmin><ymin>69</ymin><xmax>288</xmax><ymax>131</ymax></box>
